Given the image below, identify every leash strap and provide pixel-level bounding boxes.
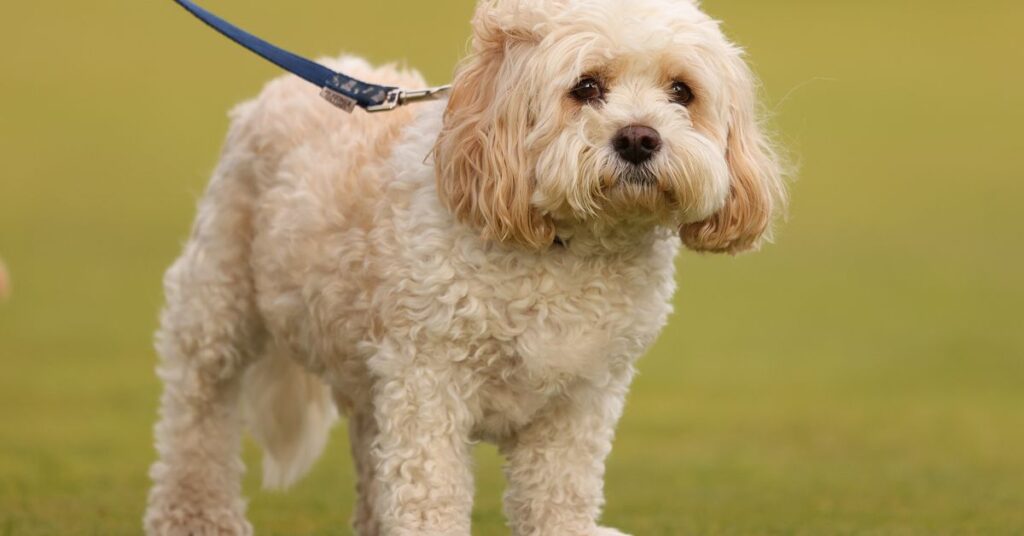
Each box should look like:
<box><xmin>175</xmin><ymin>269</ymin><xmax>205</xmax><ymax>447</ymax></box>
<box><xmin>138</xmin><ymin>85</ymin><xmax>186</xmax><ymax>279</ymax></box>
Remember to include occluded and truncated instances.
<box><xmin>171</xmin><ymin>0</ymin><xmax>450</xmax><ymax>112</ymax></box>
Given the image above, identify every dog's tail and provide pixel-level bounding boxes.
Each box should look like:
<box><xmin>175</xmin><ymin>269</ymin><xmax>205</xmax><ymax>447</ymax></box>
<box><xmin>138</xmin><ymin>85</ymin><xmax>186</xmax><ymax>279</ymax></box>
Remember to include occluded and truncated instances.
<box><xmin>241</xmin><ymin>352</ymin><xmax>338</xmax><ymax>490</ymax></box>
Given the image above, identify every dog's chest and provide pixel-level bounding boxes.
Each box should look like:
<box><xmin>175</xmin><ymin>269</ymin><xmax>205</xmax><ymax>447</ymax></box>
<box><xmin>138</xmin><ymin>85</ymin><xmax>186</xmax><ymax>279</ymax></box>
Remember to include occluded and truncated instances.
<box><xmin>442</xmin><ymin>250</ymin><xmax>677</xmax><ymax>438</ymax></box>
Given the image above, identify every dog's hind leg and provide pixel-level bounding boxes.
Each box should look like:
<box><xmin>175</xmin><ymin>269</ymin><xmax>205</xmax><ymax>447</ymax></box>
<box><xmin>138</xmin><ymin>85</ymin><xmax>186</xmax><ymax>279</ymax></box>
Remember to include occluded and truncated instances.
<box><xmin>348</xmin><ymin>410</ymin><xmax>382</xmax><ymax>536</ymax></box>
<box><xmin>145</xmin><ymin>155</ymin><xmax>262</xmax><ymax>536</ymax></box>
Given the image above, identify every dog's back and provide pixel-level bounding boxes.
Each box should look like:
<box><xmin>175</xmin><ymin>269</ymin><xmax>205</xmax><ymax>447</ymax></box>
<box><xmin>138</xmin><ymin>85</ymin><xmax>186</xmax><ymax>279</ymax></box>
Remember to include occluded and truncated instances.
<box><xmin>226</xmin><ymin>56</ymin><xmax>428</xmax><ymax>193</ymax></box>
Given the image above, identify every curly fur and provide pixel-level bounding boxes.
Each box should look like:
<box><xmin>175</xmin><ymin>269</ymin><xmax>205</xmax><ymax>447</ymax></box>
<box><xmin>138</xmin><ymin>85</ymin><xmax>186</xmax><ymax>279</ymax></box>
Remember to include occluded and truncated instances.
<box><xmin>145</xmin><ymin>1</ymin><xmax>786</xmax><ymax>534</ymax></box>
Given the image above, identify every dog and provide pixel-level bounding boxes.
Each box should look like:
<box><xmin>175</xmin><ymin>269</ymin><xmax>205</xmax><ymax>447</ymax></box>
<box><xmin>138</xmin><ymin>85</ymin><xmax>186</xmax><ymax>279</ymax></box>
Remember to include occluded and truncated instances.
<box><xmin>144</xmin><ymin>0</ymin><xmax>786</xmax><ymax>534</ymax></box>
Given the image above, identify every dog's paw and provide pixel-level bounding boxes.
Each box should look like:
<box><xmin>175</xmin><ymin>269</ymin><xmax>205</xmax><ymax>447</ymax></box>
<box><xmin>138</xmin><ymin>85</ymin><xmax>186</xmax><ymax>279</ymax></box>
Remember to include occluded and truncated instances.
<box><xmin>592</xmin><ymin>527</ymin><xmax>632</xmax><ymax>536</ymax></box>
<box><xmin>144</xmin><ymin>504</ymin><xmax>252</xmax><ymax>536</ymax></box>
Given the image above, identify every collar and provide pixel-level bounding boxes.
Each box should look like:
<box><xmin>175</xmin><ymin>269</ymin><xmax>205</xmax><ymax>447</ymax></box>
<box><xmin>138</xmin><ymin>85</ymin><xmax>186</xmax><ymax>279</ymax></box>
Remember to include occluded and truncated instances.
<box><xmin>171</xmin><ymin>0</ymin><xmax>451</xmax><ymax>113</ymax></box>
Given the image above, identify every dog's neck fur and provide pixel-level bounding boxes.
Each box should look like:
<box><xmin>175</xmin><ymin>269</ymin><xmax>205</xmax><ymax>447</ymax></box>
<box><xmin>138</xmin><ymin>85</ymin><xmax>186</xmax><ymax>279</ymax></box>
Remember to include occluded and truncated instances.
<box><xmin>551</xmin><ymin>217</ymin><xmax>676</xmax><ymax>257</ymax></box>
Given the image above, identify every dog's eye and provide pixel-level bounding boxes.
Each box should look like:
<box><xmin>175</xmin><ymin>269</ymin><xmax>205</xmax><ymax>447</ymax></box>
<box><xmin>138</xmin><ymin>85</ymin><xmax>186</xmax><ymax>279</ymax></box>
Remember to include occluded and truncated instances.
<box><xmin>670</xmin><ymin>81</ymin><xmax>695</xmax><ymax>106</ymax></box>
<box><xmin>571</xmin><ymin>77</ymin><xmax>605</xmax><ymax>104</ymax></box>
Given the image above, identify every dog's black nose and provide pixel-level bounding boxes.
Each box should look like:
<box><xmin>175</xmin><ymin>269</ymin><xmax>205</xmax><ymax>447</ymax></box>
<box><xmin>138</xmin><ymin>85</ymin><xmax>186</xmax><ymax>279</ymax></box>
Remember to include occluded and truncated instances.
<box><xmin>613</xmin><ymin>125</ymin><xmax>662</xmax><ymax>165</ymax></box>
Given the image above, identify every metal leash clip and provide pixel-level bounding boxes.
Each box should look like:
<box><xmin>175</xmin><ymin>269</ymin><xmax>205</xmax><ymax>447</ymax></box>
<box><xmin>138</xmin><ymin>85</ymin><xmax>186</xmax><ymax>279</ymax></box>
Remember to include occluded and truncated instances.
<box><xmin>321</xmin><ymin>85</ymin><xmax>452</xmax><ymax>113</ymax></box>
<box><xmin>364</xmin><ymin>85</ymin><xmax>453</xmax><ymax>113</ymax></box>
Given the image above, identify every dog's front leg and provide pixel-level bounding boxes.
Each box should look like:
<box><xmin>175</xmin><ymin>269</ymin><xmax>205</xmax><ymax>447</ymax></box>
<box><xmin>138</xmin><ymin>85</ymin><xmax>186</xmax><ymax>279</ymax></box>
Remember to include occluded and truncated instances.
<box><xmin>370</xmin><ymin>358</ymin><xmax>475</xmax><ymax>536</ymax></box>
<box><xmin>501</xmin><ymin>381</ymin><xmax>632</xmax><ymax>536</ymax></box>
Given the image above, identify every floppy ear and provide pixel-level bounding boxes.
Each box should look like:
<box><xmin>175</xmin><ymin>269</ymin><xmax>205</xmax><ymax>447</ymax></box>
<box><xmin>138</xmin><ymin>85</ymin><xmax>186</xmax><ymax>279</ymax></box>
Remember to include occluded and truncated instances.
<box><xmin>432</xmin><ymin>5</ymin><xmax>555</xmax><ymax>249</ymax></box>
<box><xmin>681</xmin><ymin>55</ymin><xmax>787</xmax><ymax>254</ymax></box>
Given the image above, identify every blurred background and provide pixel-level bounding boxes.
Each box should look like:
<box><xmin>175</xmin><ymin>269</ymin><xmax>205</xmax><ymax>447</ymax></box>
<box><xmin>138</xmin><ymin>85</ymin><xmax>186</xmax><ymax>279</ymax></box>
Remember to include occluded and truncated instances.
<box><xmin>1</xmin><ymin>0</ymin><xmax>1022</xmax><ymax>534</ymax></box>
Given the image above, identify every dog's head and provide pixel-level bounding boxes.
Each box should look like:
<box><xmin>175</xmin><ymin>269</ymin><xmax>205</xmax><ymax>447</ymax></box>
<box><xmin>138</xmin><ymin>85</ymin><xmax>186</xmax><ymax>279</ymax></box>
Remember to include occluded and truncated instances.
<box><xmin>433</xmin><ymin>0</ymin><xmax>786</xmax><ymax>253</ymax></box>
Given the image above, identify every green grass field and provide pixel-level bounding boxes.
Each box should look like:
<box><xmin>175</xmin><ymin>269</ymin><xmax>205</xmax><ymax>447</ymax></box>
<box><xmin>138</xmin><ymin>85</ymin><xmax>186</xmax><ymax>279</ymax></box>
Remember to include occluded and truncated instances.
<box><xmin>2</xmin><ymin>0</ymin><xmax>1023</xmax><ymax>534</ymax></box>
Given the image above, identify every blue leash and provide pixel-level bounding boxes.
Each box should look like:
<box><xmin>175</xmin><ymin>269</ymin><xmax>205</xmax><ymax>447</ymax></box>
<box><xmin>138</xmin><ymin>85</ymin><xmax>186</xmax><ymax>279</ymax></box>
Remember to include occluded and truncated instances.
<box><xmin>171</xmin><ymin>0</ymin><xmax>450</xmax><ymax>112</ymax></box>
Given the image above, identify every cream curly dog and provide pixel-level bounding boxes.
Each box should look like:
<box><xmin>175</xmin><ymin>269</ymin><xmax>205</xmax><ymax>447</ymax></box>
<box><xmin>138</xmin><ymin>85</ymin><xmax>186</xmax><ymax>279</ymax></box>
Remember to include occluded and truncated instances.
<box><xmin>145</xmin><ymin>0</ymin><xmax>786</xmax><ymax>534</ymax></box>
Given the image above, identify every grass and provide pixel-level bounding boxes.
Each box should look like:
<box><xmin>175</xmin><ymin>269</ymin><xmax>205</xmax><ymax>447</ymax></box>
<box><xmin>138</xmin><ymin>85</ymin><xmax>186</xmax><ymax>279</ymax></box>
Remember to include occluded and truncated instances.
<box><xmin>1</xmin><ymin>0</ymin><xmax>1023</xmax><ymax>534</ymax></box>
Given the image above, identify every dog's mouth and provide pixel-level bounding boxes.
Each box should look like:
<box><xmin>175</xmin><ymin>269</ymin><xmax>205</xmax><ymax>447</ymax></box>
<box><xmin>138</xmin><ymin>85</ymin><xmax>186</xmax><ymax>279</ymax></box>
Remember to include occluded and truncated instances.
<box><xmin>589</xmin><ymin>158</ymin><xmax>683</xmax><ymax>216</ymax></box>
<box><xmin>598</xmin><ymin>166</ymin><xmax>681</xmax><ymax>214</ymax></box>
<box><xmin>620</xmin><ymin>167</ymin><xmax>657</xmax><ymax>186</ymax></box>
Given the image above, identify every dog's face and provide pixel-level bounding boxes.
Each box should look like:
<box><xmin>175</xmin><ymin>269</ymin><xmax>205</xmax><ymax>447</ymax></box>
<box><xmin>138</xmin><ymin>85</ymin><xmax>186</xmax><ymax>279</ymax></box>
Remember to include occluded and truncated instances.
<box><xmin>434</xmin><ymin>0</ymin><xmax>786</xmax><ymax>253</ymax></box>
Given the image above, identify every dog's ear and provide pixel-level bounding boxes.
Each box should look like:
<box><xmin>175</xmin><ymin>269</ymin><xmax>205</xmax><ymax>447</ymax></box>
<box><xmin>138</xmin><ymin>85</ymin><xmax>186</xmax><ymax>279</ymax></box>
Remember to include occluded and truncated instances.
<box><xmin>681</xmin><ymin>53</ymin><xmax>787</xmax><ymax>254</ymax></box>
<box><xmin>432</xmin><ymin>3</ymin><xmax>556</xmax><ymax>249</ymax></box>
